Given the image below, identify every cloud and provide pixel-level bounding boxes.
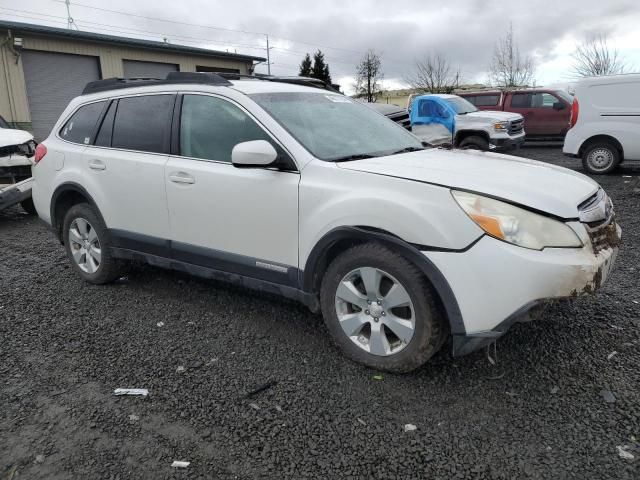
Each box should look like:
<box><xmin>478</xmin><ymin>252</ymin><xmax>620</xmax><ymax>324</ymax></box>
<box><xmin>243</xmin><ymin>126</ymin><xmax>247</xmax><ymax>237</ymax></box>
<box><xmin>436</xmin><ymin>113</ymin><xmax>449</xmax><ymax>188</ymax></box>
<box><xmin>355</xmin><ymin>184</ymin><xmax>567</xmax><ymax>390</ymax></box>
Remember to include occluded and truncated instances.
<box><xmin>7</xmin><ymin>0</ymin><xmax>640</xmax><ymax>90</ymax></box>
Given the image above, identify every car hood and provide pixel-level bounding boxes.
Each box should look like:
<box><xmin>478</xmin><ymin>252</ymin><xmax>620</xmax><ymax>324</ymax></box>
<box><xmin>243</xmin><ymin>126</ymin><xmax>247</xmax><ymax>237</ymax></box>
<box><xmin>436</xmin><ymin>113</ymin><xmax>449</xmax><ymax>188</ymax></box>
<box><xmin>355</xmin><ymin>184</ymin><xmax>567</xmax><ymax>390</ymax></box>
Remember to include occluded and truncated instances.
<box><xmin>462</xmin><ymin>110</ymin><xmax>522</xmax><ymax>122</ymax></box>
<box><xmin>0</xmin><ymin>128</ymin><xmax>34</xmax><ymax>147</ymax></box>
<box><xmin>337</xmin><ymin>148</ymin><xmax>599</xmax><ymax>218</ymax></box>
<box><xmin>0</xmin><ymin>128</ymin><xmax>36</xmax><ymax>167</ymax></box>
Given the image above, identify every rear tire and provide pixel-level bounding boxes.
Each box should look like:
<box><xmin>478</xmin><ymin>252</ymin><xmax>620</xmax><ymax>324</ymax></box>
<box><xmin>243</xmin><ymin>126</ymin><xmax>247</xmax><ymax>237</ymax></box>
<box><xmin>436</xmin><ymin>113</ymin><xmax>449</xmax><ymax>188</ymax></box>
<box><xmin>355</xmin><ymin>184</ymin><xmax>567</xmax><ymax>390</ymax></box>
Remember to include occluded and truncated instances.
<box><xmin>459</xmin><ymin>135</ymin><xmax>489</xmax><ymax>151</ymax></box>
<box><xmin>581</xmin><ymin>141</ymin><xmax>620</xmax><ymax>175</ymax></box>
<box><xmin>320</xmin><ymin>243</ymin><xmax>446</xmax><ymax>373</ymax></box>
<box><xmin>21</xmin><ymin>197</ymin><xmax>37</xmax><ymax>215</ymax></box>
<box><xmin>62</xmin><ymin>203</ymin><xmax>124</xmax><ymax>284</ymax></box>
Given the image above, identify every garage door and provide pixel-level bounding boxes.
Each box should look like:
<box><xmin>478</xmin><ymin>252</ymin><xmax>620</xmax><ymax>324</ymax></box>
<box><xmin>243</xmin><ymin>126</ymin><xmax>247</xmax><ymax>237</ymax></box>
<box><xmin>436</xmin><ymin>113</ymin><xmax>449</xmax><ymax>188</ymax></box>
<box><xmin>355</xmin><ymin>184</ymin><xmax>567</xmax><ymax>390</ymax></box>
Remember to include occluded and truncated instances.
<box><xmin>123</xmin><ymin>60</ymin><xmax>178</xmax><ymax>79</ymax></box>
<box><xmin>21</xmin><ymin>50</ymin><xmax>101</xmax><ymax>141</ymax></box>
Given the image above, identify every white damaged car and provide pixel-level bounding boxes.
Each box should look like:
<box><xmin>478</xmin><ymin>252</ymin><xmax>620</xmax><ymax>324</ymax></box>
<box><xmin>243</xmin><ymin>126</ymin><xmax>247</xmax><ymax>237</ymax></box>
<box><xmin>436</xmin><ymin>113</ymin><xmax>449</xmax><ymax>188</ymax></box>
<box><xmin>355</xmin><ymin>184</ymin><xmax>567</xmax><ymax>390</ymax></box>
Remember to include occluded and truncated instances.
<box><xmin>32</xmin><ymin>74</ymin><xmax>620</xmax><ymax>372</ymax></box>
<box><xmin>0</xmin><ymin>116</ymin><xmax>36</xmax><ymax>214</ymax></box>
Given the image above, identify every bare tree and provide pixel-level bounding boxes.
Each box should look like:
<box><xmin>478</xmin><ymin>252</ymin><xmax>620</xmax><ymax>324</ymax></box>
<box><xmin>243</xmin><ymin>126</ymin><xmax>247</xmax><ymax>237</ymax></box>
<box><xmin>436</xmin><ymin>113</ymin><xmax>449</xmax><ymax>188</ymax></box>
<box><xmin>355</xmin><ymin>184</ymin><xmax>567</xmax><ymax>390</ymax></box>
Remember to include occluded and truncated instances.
<box><xmin>405</xmin><ymin>54</ymin><xmax>461</xmax><ymax>93</ymax></box>
<box><xmin>489</xmin><ymin>24</ymin><xmax>535</xmax><ymax>87</ymax></box>
<box><xmin>572</xmin><ymin>35</ymin><xmax>628</xmax><ymax>77</ymax></box>
<box><xmin>355</xmin><ymin>50</ymin><xmax>383</xmax><ymax>102</ymax></box>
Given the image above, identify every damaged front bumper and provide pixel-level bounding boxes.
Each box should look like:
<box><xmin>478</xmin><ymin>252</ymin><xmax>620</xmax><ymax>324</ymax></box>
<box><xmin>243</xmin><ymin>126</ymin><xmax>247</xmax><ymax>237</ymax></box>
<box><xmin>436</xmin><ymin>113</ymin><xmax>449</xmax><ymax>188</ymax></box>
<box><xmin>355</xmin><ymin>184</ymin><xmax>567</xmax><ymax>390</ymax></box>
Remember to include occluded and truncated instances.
<box><xmin>0</xmin><ymin>177</ymin><xmax>33</xmax><ymax>212</ymax></box>
<box><xmin>423</xmin><ymin>219</ymin><xmax>622</xmax><ymax>356</ymax></box>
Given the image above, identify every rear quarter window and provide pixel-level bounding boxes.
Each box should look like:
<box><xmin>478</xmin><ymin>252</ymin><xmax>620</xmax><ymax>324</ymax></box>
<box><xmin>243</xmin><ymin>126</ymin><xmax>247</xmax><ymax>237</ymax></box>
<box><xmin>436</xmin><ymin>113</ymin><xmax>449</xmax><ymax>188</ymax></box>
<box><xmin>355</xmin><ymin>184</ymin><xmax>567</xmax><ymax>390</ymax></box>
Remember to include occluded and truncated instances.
<box><xmin>59</xmin><ymin>101</ymin><xmax>106</xmax><ymax>145</ymax></box>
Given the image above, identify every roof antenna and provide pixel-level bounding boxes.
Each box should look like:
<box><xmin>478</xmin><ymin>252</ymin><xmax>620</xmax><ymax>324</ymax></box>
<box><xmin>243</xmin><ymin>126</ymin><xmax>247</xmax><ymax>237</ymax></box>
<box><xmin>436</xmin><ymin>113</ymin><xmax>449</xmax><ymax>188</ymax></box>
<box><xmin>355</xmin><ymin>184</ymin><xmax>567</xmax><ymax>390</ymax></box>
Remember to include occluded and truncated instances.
<box><xmin>65</xmin><ymin>0</ymin><xmax>78</xmax><ymax>30</ymax></box>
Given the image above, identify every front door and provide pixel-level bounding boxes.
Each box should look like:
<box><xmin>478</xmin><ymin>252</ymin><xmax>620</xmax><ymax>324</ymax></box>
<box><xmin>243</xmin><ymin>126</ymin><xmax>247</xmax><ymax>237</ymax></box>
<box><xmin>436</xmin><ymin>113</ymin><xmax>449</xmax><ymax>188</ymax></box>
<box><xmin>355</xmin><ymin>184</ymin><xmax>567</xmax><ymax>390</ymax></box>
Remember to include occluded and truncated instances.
<box><xmin>410</xmin><ymin>98</ymin><xmax>455</xmax><ymax>145</ymax></box>
<box><xmin>165</xmin><ymin>94</ymin><xmax>300</xmax><ymax>286</ymax></box>
<box><xmin>507</xmin><ymin>92</ymin><xmax>566</xmax><ymax>136</ymax></box>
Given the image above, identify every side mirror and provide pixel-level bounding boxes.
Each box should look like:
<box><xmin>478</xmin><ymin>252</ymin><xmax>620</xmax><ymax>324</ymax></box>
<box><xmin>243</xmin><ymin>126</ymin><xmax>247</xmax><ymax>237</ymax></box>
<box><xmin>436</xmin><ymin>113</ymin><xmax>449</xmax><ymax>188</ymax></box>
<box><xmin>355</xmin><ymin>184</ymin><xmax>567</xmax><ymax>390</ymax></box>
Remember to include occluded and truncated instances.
<box><xmin>552</xmin><ymin>102</ymin><xmax>565</xmax><ymax>111</ymax></box>
<box><xmin>232</xmin><ymin>140</ymin><xmax>277</xmax><ymax>168</ymax></box>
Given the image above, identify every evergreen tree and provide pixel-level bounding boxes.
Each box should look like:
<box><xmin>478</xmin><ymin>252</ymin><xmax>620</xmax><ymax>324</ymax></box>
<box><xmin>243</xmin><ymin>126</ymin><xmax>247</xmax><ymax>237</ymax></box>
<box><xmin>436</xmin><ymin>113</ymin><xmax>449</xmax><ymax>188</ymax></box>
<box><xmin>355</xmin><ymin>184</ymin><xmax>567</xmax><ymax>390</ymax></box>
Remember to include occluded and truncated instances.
<box><xmin>299</xmin><ymin>53</ymin><xmax>312</xmax><ymax>77</ymax></box>
<box><xmin>311</xmin><ymin>50</ymin><xmax>332</xmax><ymax>84</ymax></box>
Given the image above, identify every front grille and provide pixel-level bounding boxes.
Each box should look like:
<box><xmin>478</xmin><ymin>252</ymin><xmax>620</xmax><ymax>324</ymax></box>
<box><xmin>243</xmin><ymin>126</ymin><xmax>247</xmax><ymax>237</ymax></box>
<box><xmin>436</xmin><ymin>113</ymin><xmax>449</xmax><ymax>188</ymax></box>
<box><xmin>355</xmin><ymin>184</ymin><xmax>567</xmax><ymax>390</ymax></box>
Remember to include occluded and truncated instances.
<box><xmin>578</xmin><ymin>188</ymin><xmax>620</xmax><ymax>253</ymax></box>
<box><xmin>386</xmin><ymin>111</ymin><xmax>412</xmax><ymax>130</ymax></box>
<box><xmin>509</xmin><ymin>118</ymin><xmax>524</xmax><ymax>135</ymax></box>
<box><xmin>587</xmin><ymin>217</ymin><xmax>620</xmax><ymax>254</ymax></box>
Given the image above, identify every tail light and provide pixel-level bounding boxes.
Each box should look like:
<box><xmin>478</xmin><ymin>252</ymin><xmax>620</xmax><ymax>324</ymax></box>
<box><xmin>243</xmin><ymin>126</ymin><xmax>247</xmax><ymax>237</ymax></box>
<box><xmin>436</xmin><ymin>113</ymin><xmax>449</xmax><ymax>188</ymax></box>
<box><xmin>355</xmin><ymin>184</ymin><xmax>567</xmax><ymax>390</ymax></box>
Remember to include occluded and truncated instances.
<box><xmin>569</xmin><ymin>98</ymin><xmax>579</xmax><ymax>129</ymax></box>
<box><xmin>34</xmin><ymin>143</ymin><xmax>47</xmax><ymax>163</ymax></box>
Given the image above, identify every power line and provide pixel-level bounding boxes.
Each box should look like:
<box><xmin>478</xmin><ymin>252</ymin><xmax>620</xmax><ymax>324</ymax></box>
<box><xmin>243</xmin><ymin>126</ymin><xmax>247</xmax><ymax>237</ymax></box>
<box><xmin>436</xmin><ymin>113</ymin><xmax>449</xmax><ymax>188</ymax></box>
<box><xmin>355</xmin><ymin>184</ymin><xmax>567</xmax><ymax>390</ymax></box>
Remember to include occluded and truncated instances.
<box><xmin>50</xmin><ymin>0</ymin><xmax>365</xmax><ymax>55</ymax></box>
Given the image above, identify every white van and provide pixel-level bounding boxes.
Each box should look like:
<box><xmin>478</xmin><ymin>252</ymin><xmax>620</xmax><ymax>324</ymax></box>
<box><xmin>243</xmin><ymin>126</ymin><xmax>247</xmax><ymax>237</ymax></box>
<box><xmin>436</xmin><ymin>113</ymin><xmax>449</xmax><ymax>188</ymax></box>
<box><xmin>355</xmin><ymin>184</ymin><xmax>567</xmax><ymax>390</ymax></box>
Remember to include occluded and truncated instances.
<box><xmin>563</xmin><ymin>73</ymin><xmax>640</xmax><ymax>174</ymax></box>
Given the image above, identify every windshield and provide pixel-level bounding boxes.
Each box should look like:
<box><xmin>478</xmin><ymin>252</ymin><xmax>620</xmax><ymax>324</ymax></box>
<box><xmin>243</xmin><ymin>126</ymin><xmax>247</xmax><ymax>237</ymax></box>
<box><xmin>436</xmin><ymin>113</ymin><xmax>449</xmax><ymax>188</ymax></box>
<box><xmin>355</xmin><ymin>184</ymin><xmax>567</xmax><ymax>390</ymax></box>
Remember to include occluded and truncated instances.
<box><xmin>0</xmin><ymin>116</ymin><xmax>8</xmax><ymax>129</ymax></box>
<box><xmin>250</xmin><ymin>92</ymin><xmax>423</xmax><ymax>161</ymax></box>
<box><xmin>444</xmin><ymin>97</ymin><xmax>478</xmax><ymax>114</ymax></box>
<box><xmin>554</xmin><ymin>90</ymin><xmax>573</xmax><ymax>104</ymax></box>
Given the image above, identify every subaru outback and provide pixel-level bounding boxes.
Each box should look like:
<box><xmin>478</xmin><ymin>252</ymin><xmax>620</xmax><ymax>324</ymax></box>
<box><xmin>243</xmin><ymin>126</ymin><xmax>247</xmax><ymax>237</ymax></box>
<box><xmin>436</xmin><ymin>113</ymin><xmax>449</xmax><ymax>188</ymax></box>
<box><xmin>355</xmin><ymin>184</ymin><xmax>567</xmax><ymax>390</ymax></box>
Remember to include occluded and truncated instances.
<box><xmin>32</xmin><ymin>72</ymin><xmax>621</xmax><ymax>372</ymax></box>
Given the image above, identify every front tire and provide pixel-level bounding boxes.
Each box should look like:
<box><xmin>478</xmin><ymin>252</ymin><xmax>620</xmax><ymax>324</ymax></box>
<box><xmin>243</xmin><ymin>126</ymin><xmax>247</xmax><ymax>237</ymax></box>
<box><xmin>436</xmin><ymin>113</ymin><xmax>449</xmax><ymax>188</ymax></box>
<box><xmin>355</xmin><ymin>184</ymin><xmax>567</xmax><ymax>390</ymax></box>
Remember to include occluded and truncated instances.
<box><xmin>458</xmin><ymin>135</ymin><xmax>489</xmax><ymax>151</ymax></box>
<box><xmin>320</xmin><ymin>243</ymin><xmax>446</xmax><ymax>373</ymax></box>
<box><xmin>582</xmin><ymin>142</ymin><xmax>620</xmax><ymax>174</ymax></box>
<box><xmin>62</xmin><ymin>203</ymin><xmax>124</xmax><ymax>284</ymax></box>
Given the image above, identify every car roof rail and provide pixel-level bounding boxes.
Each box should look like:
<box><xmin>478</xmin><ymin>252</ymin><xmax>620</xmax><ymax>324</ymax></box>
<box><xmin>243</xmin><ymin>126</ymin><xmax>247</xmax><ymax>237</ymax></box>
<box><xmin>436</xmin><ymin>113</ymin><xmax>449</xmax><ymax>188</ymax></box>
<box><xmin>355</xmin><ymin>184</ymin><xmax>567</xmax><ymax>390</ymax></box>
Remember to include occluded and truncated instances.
<box><xmin>215</xmin><ymin>72</ymin><xmax>340</xmax><ymax>92</ymax></box>
<box><xmin>82</xmin><ymin>72</ymin><xmax>233</xmax><ymax>95</ymax></box>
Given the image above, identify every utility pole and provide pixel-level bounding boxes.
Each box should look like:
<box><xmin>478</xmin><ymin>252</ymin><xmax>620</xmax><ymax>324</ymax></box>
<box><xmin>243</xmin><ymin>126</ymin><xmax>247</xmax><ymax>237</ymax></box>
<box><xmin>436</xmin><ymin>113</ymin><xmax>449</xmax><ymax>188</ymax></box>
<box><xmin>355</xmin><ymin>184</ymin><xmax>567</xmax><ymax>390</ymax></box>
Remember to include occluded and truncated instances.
<box><xmin>265</xmin><ymin>34</ymin><xmax>271</xmax><ymax>75</ymax></box>
<box><xmin>65</xmin><ymin>0</ymin><xmax>77</xmax><ymax>30</ymax></box>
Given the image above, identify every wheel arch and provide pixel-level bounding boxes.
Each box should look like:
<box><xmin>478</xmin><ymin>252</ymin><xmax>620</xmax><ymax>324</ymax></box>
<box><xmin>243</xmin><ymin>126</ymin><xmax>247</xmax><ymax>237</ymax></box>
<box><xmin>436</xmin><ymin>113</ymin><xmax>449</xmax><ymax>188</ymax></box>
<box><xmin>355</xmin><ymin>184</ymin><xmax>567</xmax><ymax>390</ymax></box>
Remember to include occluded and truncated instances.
<box><xmin>50</xmin><ymin>182</ymin><xmax>101</xmax><ymax>242</ymax></box>
<box><xmin>302</xmin><ymin>226</ymin><xmax>466</xmax><ymax>335</ymax></box>
<box><xmin>454</xmin><ymin>129</ymin><xmax>490</xmax><ymax>147</ymax></box>
<box><xmin>578</xmin><ymin>134</ymin><xmax>624</xmax><ymax>161</ymax></box>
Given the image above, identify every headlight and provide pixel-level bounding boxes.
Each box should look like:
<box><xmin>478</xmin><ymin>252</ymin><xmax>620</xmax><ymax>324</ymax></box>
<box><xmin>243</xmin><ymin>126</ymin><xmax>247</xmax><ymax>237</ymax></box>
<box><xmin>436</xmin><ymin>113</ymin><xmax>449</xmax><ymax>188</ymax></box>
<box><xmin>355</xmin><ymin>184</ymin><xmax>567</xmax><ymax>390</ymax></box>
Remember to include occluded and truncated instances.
<box><xmin>452</xmin><ymin>191</ymin><xmax>583</xmax><ymax>250</ymax></box>
<box><xmin>493</xmin><ymin>121</ymin><xmax>508</xmax><ymax>131</ymax></box>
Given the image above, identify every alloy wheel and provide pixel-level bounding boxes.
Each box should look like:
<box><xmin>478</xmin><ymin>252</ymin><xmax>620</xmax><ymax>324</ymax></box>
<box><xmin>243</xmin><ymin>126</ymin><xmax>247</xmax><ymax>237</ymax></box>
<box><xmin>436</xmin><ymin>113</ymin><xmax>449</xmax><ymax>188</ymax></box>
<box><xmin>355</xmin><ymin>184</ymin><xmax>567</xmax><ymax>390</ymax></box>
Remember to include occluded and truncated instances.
<box><xmin>334</xmin><ymin>267</ymin><xmax>416</xmax><ymax>356</ymax></box>
<box><xmin>68</xmin><ymin>217</ymin><xmax>102</xmax><ymax>274</ymax></box>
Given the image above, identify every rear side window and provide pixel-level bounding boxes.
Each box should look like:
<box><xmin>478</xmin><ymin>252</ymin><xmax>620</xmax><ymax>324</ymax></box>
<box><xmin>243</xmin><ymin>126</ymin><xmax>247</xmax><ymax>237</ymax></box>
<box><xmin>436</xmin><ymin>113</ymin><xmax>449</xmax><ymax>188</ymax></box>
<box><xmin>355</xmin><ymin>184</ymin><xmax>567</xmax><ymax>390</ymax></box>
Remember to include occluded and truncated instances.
<box><xmin>95</xmin><ymin>101</ymin><xmax>116</xmax><ymax>147</ymax></box>
<box><xmin>474</xmin><ymin>94</ymin><xmax>500</xmax><ymax>107</ymax></box>
<box><xmin>112</xmin><ymin>95</ymin><xmax>174</xmax><ymax>153</ymax></box>
<box><xmin>179</xmin><ymin>94</ymin><xmax>279</xmax><ymax>163</ymax></box>
<box><xmin>511</xmin><ymin>93</ymin><xmax>532</xmax><ymax>108</ymax></box>
<box><xmin>59</xmin><ymin>101</ymin><xmax>106</xmax><ymax>145</ymax></box>
<box><xmin>462</xmin><ymin>95</ymin><xmax>477</xmax><ymax>105</ymax></box>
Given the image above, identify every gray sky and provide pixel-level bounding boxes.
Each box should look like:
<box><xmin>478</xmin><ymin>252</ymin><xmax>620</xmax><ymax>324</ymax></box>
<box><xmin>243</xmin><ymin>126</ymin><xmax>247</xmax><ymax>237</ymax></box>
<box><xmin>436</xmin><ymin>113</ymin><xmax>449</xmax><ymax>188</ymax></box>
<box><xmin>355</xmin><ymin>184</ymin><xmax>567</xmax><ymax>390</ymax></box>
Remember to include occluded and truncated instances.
<box><xmin>3</xmin><ymin>0</ymin><xmax>640</xmax><ymax>92</ymax></box>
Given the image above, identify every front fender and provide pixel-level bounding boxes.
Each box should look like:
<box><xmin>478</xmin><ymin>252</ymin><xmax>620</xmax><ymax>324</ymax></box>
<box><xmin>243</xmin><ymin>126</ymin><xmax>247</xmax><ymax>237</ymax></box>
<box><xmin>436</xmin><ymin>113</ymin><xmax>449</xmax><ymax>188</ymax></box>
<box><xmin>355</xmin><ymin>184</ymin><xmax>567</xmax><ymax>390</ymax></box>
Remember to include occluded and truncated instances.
<box><xmin>302</xmin><ymin>226</ymin><xmax>467</xmax><ymax>335</ymax></box>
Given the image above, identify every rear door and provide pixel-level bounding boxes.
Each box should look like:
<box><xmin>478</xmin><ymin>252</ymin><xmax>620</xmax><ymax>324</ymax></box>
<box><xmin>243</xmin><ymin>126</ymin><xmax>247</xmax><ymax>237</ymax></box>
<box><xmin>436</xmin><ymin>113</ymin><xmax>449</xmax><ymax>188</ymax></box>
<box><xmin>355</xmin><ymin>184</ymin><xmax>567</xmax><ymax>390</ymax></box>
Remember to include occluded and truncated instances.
<box><xmin>165</xmin><ymin>93</ymin><xmax>299</xmax><ymax>285</ymax></box>
<box><xmin>82</xmin><ymin>94</ymin><xmax>174</xmax><ymax>246</ymax></box>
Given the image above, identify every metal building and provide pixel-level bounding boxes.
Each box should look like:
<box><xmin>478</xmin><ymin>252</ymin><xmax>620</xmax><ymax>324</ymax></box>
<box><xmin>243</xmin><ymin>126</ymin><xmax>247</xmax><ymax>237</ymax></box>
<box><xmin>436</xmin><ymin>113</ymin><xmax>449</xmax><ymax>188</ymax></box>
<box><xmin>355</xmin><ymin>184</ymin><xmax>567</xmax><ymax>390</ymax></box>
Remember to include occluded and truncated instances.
<box><xmin>0</xmin><ymin>20</ymin><xmax>265</xmax><ymax>140</ymax></box>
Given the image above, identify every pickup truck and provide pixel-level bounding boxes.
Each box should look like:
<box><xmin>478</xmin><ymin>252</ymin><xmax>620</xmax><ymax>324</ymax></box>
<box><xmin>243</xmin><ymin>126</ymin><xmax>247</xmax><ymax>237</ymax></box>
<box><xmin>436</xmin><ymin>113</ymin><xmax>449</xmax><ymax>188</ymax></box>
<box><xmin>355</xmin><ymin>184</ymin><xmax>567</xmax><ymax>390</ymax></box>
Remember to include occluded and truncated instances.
<box><xmin>0</xmin><ymin>117</ymin><xmax>37</xmax><ymax>214</ymax></box>
<box><xmin>458</xmin><ymin>88</ymin><xmax>573</xmax><ymax>139</ymax></box>
<box><xmin>409</xmin><ymin>94</ymin><xmax>525</xmax><ymax>151</ymax></box>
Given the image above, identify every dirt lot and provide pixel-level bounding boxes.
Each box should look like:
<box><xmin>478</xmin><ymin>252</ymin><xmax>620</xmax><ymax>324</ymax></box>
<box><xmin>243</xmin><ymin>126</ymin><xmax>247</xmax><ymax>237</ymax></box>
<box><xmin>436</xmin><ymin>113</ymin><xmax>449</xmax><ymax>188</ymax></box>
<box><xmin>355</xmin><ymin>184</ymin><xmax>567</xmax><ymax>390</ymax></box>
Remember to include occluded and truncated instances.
<box><xmin>1</xmin><ymin>147</ymin><xmax>639</xmax><ymax>479</ymax></box>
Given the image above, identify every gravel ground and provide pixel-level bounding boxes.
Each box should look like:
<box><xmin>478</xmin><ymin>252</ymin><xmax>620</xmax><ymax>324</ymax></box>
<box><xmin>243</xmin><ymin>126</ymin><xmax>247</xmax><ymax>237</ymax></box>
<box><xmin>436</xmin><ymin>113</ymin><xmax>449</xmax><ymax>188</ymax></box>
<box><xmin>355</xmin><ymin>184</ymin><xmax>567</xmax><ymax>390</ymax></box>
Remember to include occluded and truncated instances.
<box><xmin>1</xmin><ymin>147</ymin><xmax>639</xmax><ymax>479</ymax></box>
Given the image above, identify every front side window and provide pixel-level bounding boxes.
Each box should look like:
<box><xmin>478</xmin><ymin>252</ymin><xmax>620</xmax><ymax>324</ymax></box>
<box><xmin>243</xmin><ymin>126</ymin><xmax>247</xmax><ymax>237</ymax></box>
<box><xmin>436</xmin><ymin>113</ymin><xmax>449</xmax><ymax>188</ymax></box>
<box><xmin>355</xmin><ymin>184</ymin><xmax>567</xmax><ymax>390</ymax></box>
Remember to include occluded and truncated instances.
<box><xmin>250</xmin><ymin>92</ymin><xmax>423</xmax><ymax>161</ymax></box>
<box><xmin>59</xmin><ymin>101</ymin><xmax>106</xmax><ymax>144</ymax></box>
<box><xmin>444</xmin><ymin>97</ymin><xmax>477</xmax><ymax>114</ymax></box>
<box><xmin>112</xmin><ymin>95</ymin><xmax>174</xmax><ymax>153</ymax></box>
<box><xmin>179</xmin><ymin>95</ymin><xmax>278</xmax><ymax>163</ymax></box>
<box><xmin>0</xmin><ymin>115</ymin><xmax>9</xmax><ymax>129</ymax></box>
<box><xmin>537</xmin><ymin>93</ymin><xmax>560</xmax><ymax>108</ymax></box>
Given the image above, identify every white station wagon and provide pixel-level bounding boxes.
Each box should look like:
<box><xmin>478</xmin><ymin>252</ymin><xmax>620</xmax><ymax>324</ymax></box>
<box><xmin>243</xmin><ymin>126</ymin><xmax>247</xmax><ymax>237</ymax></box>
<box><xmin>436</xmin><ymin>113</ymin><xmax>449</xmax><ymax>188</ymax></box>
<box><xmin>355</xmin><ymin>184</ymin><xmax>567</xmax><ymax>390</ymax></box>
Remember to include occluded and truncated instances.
<box><xmin>32</xmin><ymin>72</ymin><xmax>621</xmax><ymax>372</ymax></box>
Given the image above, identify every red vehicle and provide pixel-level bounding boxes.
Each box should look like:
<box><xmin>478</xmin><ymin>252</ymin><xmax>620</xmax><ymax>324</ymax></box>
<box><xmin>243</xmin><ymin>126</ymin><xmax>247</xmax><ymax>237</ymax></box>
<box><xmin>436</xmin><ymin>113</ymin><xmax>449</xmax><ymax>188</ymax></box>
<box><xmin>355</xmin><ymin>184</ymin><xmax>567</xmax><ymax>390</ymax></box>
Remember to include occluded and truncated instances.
<box><xmin>458</xmin><ymin>89</ymin><xmax>573</xmax><ymax>139</ymax></box>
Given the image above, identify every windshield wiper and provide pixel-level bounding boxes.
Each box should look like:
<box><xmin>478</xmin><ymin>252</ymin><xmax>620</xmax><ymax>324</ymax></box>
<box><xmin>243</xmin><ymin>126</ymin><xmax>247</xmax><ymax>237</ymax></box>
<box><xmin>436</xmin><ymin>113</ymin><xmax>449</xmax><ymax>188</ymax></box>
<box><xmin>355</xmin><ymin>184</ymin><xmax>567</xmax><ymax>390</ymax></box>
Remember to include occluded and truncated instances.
<box><xmin>388</xmin><ymin>146</ymin><xmax>425</xmax><ymax>155</ymax></box>
<box><xmin>331</xmin><ymin>153</ymin><xmax>378</xmax><ymax>162</ymax></box>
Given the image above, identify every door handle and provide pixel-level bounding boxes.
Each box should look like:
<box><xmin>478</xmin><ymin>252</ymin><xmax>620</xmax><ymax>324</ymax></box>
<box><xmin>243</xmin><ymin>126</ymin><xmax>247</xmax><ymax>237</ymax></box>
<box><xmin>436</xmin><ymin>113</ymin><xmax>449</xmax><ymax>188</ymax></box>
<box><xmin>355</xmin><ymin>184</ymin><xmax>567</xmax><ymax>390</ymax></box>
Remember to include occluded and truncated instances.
<box><xmin>88</xmin><ymin>159</ymin><xmax>106</xmax><ymax>171</ymax></box>
<box><xmin>168</xmin><ymin>172</ymin><xmax>195</xmax><ymax>184</ymax></box>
